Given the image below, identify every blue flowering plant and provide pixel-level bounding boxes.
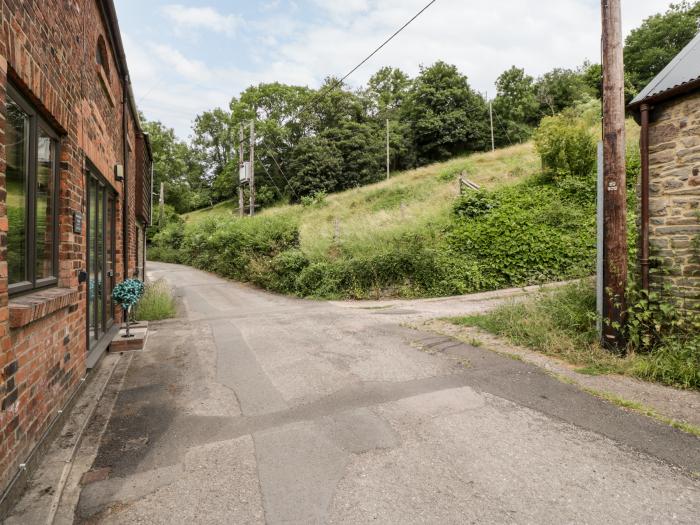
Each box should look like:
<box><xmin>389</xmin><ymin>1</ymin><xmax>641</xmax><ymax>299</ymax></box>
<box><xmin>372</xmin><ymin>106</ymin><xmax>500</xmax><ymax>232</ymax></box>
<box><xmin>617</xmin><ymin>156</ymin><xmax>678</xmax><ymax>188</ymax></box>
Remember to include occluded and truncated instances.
<box><xmin>112</xmin><ymin>279</ymin><xmax>145</xmax><ymax>337</ymax></box>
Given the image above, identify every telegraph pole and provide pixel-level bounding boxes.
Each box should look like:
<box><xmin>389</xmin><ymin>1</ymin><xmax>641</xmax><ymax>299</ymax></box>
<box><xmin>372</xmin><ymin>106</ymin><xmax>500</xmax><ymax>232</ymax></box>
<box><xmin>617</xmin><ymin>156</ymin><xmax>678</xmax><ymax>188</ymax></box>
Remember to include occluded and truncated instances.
<box><xmin>386</xmin><ymin>119</ymin><xmax>390</xmax><ymax>180</ymax></box>
<box><xmin>158</xmin><ymin>182</ymin><xmax>164</xmax><ymax>226</ymax></box>
<box><xmin>238</xmin><ymin>124</ymin><xmax>245</xmax><ymax>217</ymax></box>
<box><xmin>601</xmin><ymin>0</ymin><xmax>627</xmax><ymax>349</ymax></box>
<box><xmin>249</xmin><ymin>118</ymin><xmax>255</xmax><ymax>217</ymax></box>
<box><xmin>489</xmin><ymin>99</ymin><xmax>495</xmax><ymax>152</ymax></box>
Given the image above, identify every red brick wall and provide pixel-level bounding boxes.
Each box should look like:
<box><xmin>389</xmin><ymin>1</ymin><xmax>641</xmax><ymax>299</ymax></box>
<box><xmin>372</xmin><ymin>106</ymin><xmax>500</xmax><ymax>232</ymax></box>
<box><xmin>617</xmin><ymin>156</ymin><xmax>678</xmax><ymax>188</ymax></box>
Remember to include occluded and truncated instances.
<box><xmin>0</xmin><ymin>0</ymin><xmax>142</xmax><ymax>494</ymax></box>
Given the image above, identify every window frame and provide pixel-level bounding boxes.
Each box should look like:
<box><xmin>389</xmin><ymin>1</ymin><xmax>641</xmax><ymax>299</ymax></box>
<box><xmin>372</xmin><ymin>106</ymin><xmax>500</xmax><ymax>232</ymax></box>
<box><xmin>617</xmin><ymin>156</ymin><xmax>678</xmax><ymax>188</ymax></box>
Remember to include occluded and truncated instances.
<box><xmin>7</xmin><ymin>84</ymin><xmax>60</xmax><ymax>296</ymax></box>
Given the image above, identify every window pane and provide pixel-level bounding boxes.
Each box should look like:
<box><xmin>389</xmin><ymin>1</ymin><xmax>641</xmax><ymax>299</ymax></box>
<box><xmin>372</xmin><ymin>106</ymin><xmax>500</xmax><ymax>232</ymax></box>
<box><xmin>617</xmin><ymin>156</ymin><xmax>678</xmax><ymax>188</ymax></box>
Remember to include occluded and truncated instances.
<box><xmin>36</xmin><ymin>130</ymin><xmax>56</xmax><ymax>280</ymax></box>
<box><xmin>6</xmin><ymin>98</ymin><xmax>29</xmax><ymax>285</ymax></box>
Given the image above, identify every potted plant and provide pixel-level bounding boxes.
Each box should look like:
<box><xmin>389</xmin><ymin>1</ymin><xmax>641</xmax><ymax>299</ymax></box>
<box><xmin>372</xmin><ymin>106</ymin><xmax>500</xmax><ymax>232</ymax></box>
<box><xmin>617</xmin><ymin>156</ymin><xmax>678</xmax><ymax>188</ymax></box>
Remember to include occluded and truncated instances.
<box><xmin>112</xmin><ymin>278</ymin><xmax>145</xmax><ymax>338</ymax></box>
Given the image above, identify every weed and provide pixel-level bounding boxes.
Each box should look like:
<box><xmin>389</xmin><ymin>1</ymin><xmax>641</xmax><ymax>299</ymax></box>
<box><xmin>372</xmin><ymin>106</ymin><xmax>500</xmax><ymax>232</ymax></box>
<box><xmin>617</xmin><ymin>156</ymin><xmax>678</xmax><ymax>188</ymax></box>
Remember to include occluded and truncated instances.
<box><xmin>135</xmin><ymin>280</ymin><xmax>177</xmax><ymax>321</ymax></box>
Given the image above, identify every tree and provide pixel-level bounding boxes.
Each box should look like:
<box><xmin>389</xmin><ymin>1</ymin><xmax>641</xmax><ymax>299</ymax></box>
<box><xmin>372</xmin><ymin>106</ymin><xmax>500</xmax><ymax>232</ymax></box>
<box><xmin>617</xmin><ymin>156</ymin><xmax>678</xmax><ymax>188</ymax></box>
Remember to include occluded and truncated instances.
<box><xmin>321</xmin><ymin>121</ymin><xmax>384</xmax><ymax>190</ymax></box>
<box><xmin>403</xmin><ymin>61</ymin><xmax>489</xmax><ymax>165</ymax></box>
<box><xmin>492</xmin><ymin>66</ymin><xmax>539</xmax><ymax>145</ymax></box>
<box><xmin>191</xmin><ymin>108</ymin><xmax>236</xmax><ymax>202</ymax></box>
<box><xmin>141</xmin><ymin>117</ymin><xmax>203</xmax><ymax>213</ymax></box>
<box><xmin>535</xmin><ymin>68</ymin><xmax>592</xmax><ymax>116</ymax></box>
<box><xmin>288</xmin><ymin>136</ymin><xmax>343</xmax><ymax>198</ymax></box>
<box><xmin>362</xmin><ymin>66</ymin><xmax>412</xmax><ymax>118</ymax></box>
<box><xmin>625</xmin><ymin>1</ymin><xmax>700</xmax><ymax>93</ymax></box>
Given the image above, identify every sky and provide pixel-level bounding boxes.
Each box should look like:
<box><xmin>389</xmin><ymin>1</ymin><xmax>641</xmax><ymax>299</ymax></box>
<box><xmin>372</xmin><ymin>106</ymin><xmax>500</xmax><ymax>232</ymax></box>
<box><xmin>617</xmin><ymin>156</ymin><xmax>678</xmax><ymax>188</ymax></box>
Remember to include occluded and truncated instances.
<box><xmin>114</xmin><ymin>0</ymin><xmax>674</xmax><ymax>140</ymax></box>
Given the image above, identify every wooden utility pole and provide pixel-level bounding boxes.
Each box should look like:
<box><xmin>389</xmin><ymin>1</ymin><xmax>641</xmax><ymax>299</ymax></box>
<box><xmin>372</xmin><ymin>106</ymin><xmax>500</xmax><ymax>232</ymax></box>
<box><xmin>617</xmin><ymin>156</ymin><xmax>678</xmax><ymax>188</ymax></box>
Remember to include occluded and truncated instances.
<box><xmin>249</xmin><ymin>118</ymin><xmax>255</xmax><ymax>217</ymax></box>
<box><xmin>238</xmin><ymin>124</ymin><xmax>245</xmax><ymax>217</ymax></box>
<box><xmin>601</xmin><ymin>0</ymin><xmax>627</xmax><ymax>349</ymax></box>
<box><xmin>386</xmin><ymin>119</ymin><xmax>390</xmax><ymax>180</ymax></box>
<box><xmin>158</xmin><ymin>182</ymin><xmax>164</xmax><ymax>226</ymax></box>
<box><xmin>489</xmin><ymin>99</ymin><xmax>495</xmax><ymax>152</ymax></box>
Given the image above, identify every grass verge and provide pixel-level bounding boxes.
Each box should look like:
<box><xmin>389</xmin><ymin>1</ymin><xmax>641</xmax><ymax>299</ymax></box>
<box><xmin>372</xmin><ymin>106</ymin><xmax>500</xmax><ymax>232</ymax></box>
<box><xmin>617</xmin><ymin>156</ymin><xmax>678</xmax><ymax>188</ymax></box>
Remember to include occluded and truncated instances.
<box><xmin>583</xmin><ymin>388</ymin><xmax>700</xmax><ymax>438</ymax></box>
<box><xmin>135</xmin><ymin>279</ymin><xmax>177</xmax><ymax>321</ymax></box>
<box><xmin>449</xmin><ymin>281</ymin><xmax>700</xmax><ymax>390</ymax></box>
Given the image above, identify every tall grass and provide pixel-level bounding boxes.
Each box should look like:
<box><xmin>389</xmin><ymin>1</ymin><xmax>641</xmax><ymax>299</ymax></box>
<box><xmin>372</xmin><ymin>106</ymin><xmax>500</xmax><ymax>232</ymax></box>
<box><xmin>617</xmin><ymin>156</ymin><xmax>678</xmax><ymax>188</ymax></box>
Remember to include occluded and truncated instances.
<box><xmin>450</xmin><ymin>282</ymin><xmax>700</xmax><ymax>390</ymax></box>
<box><xmin>135</xmin><ymin>279</ymin><xmax>177</xmax><ymax>321</ymax></box>
<box><xmin>183</xmin><ymin>142</ymin><xmax>539</xmax><ymax>262</ymax></box>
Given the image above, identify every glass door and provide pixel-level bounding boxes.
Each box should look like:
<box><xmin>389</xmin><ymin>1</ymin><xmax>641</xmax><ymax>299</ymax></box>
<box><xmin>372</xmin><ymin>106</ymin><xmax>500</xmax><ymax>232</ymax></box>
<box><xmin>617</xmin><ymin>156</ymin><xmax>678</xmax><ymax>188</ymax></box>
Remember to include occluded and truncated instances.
<box><xmin>87</xmin><ymin>171</ymin><xmax>116</xmax><ymax>349</ymax></box>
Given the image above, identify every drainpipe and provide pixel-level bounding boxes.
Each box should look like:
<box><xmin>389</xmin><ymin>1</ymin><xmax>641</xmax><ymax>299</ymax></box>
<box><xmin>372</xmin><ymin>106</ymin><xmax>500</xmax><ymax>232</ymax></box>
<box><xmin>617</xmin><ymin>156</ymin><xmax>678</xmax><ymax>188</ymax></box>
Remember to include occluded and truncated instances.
<box><xmin>640</xmin><ymin>103</ymin><xmax>650</xmax><ymax>291</ymax></box>
<box><xmin>122</xmin><ymin>76</ymin><xmax>129</xmax><ymax>280</ymax></box>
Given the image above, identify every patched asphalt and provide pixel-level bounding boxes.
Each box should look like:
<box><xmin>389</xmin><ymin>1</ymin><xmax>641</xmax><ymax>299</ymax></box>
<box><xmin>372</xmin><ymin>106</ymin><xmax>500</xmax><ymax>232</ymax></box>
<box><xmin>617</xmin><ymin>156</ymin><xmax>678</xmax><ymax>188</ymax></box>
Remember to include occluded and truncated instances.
<box><xmin>73</xmin><ymin>261</ymin><xmax>700</xmax><ymax>524</ymax></box>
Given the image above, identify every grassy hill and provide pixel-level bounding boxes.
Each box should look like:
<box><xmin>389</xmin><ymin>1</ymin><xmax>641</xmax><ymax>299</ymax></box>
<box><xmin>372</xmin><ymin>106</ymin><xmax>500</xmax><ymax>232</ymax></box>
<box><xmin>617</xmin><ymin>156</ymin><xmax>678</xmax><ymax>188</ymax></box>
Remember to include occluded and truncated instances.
<box><xmin>153</xmin><ymin>114</ymin><xmax>638</xmax><ymax>299</ymax></box>
<box><xmin>183</xmin><ymin>142</ymin><xmax>539</xmax><ymax>262</ymax></box>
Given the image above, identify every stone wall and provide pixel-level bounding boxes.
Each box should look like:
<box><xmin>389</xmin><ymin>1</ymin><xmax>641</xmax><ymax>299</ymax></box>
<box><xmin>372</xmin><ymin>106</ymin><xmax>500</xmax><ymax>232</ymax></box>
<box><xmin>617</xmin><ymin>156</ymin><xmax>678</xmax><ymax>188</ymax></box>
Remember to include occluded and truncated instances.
<box><xmin>647</xmin><ymin>89</ymin><xmax>700</xmax><ymax>310</ymax></box>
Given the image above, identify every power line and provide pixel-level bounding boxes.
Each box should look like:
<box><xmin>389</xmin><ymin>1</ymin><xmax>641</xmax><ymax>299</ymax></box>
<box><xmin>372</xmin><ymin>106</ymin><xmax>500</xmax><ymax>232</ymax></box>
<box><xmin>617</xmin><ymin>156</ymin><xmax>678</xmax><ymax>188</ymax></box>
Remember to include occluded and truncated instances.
<box><xmin>263</xmin><ymin>147</ymin><xmax>300</xmax><ymax>200</ymax></box>
<box><xmin>491</xmin><ymin>107</ymin><xmax>514</xmax><ymax>146</ymax></box>
<box><xmin>254</xmin><ymin>150</ymin><xmax>286</xmax><ymax>200</ymax></box>
<box><xmin>262</xmin><ymin>0</ymin><xmax>440</xmax><ymax>136</ymax></box>
<box><xmin>245</xmin><ymin>0</ymin><xmax>439</xmax><ymax>202</ymax></box>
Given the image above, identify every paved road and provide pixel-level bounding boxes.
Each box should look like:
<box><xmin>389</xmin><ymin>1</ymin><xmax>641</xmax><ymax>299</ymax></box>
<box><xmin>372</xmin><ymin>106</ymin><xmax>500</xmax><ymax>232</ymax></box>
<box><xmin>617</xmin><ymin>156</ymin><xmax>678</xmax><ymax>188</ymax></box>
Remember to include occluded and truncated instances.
<box><xmin>76</xmin><ymin>262</ymin><xmax>699</xmax><ymax>524</ymax></box>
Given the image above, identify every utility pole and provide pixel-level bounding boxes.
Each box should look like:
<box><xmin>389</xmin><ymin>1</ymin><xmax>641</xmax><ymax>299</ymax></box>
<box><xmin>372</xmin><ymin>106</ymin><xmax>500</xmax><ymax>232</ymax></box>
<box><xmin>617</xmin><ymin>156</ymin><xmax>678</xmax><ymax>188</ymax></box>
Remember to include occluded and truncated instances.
<box><xmin>601</xmin><ymin>0</ymin><xmax>627</xmax><ymax>349</ymax></box>
<box><xmin>249</xmin><ymin>118</ymin><xmax>255</xmax><ymax>217</ymax></box>
<box><xmin>386</xmin><ymin>119</ymin><xmax>390</xmax><ymax>180</ymax></box>
<box><xmin>489</xmin><ymin>98</ymin><xmax>495</xmax><ymax>152</ymax></box>
<box><xmin>158</xmin><ymin>182</ymin><xmax>164</xmax><ymax>226</ymax></box>
<box><xmin>238</xmin><ymin>124</ymin><xmax>245</xmax><ymax>217</ymax></box>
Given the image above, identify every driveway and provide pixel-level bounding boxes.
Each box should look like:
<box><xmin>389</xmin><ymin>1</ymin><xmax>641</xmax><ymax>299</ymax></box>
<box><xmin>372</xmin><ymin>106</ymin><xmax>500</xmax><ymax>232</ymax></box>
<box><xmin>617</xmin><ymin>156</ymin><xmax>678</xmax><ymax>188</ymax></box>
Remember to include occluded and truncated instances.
<box><xmin>74</xmin><ymin>261</ymin><xmax>699</xmax><ymax>524</ymax></box>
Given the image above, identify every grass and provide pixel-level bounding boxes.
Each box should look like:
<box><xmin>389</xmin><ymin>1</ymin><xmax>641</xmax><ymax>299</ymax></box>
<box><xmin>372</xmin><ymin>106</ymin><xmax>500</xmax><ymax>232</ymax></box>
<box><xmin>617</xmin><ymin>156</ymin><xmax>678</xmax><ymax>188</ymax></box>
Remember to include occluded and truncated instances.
<box><xmin>183</xmin><ymin>142</ymin><xmax>539</xmax><ymax>261</ymax></box>
<box><xmin>584</xmin><ymin>388</ymin><xmax>700</xmax><ymax>438</ymax></box>
<box><xmin>135</xmin><ymin>279</ymin><xmax>177</xmax><ymax>321</ymax></box>
<box><xmin>449</xmin><ymin>281</ymin><xmax>700</xmax><ymax>390</ymax></box>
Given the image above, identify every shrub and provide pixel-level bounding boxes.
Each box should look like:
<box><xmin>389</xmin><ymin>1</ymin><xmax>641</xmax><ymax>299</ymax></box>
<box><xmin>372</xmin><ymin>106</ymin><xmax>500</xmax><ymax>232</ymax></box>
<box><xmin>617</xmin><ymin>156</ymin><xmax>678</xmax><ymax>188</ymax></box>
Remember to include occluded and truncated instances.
<box><xmin>453</xmin><ymin>191</ymin><xmax>496</xmax><ymax>219</ymax></box>
<box><xmin>300</xmin><ymin>191</ymin><xmax>328</xmax><ymax>208</ymax></box>
<box><xmin>533</xmin><ymin>114</ymin><xmax>596</xmax><ymax>181</ymax></box>
<box><xmin>148</xmin><ymin>204</ymin><xmax>184</xmax><ymax>242</ymax></box>
<box><xmin>447</xmin><ymin>183</ymin><xmax>596</xmax><ymax>287</ymax></box>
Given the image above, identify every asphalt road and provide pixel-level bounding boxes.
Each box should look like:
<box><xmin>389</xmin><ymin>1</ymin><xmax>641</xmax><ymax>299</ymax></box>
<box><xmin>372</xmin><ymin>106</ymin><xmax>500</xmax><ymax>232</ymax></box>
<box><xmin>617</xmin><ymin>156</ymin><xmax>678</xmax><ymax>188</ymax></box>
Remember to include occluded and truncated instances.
<box><xmin>75</xmin><ymin>261</ymin><xmax>699</xmax><ymax>524</ymax></box>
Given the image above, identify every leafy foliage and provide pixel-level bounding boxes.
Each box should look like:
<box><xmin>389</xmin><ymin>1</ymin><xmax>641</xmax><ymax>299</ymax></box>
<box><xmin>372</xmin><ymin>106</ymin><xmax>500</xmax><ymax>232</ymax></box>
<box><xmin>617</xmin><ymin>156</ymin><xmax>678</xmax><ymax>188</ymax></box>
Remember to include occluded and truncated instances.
<box><xmin>403</xmin><ymin>62</ymin><xmax>489</xmax><ymax>164</ymax></box>
<box><xmin>112</xmin><ymin>279</ymin><xmax>145</xmax><ymax>309</ymax></box>
<box><xmin>533</xmin><ymin>114</ymin><xmax>597</xmax><ymax>181</ymax></box>
<box><xmin>624</xmin><ymin>1</ymin><xmax>700</xmax><ymax>93</ymax></box>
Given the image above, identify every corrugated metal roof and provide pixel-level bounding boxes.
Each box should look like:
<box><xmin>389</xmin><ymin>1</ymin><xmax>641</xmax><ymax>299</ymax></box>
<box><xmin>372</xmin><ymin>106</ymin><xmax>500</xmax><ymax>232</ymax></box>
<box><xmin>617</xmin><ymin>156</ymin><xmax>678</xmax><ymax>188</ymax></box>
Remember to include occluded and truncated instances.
<box><xmin>629</xmin><ymin>31</ymin><xmax>700</xmax><ymax>107</ymax></box>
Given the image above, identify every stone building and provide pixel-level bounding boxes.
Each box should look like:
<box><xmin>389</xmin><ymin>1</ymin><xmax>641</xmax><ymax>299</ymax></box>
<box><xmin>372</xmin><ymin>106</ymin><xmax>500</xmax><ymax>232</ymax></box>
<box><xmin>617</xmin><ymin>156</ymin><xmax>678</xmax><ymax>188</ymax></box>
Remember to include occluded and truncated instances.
<box><xmin>0</xmin><ymin>0</ymin><xmax>151</xmax><ymax>503</ymax></box>
<box><xmin>629</xmin><ymin>32</ymin><xmax>700</xmax><ymax>310</ymax></box>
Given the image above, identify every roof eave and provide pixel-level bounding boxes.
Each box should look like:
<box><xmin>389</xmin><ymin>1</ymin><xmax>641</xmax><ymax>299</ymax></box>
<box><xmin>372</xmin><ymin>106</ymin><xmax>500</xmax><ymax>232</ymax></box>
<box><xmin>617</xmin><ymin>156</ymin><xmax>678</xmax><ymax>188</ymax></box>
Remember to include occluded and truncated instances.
<box><xmin>627</xmin><ymin>78</ymin><xmax>700</xmax><ymax>113</ymax></box>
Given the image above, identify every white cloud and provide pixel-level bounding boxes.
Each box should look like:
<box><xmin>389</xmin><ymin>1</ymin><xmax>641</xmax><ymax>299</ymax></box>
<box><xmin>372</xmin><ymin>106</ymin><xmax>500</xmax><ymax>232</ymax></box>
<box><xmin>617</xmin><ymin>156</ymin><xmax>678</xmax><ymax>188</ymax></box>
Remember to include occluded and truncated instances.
<box><xmin>161</xmin><ymin>4</ymin><xmax>242</xmax><ymax>36</ymax></box>
<box><xmin>313</xmin><ymin>0</ymin><xmax>370</xmax><ymax>18</ymax></box>
<box><xmin>150</xmin><ymin>43</ymin><xmax>212</xmax><ymax>82</ymax></box>
<box><xmin>125</xmin><ymin>0</ymin><xmax>674</xmax><ymax>139</ymax></box>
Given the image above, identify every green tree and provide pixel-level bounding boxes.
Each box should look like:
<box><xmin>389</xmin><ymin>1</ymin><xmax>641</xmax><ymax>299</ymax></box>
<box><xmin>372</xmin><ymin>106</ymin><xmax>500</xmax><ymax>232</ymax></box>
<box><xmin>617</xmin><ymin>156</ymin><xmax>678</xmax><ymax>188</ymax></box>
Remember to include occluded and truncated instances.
<box><xmin>288</xmin><ymin>136</ymin><xmax>343</xmax><ymax>198</ymax></box>
<box><xmin>141</xmin><ymin>117</ymin><xmax>203</xmax><ymax>213</ymax></box>
<box><xmin>403</xmin><ymin>61</ymin><xmax>489</xmax><ymax>165</ymax></box>
<box><xmin>535</xmin><ymin>68</ymin><xmax>592</xmax><ymax>116</ymax></box>
<box><xmin>321</xmin><ymin>121</ymin><xmax>384</xmax><ymax>190</ymax></box>
<box><xmin>625</xmin><ymin>1</ymin><xmax>700</xmax><ymax>93</ymax></box>
<box><xmin>492</xmin><ymin>66</ymin><xmax>539</xmax><ymax>145</ymax></box>
<box><xmin>362</xmin><ymin>66</ymin><xmax>412</xmax><ymax>117</ymax></box>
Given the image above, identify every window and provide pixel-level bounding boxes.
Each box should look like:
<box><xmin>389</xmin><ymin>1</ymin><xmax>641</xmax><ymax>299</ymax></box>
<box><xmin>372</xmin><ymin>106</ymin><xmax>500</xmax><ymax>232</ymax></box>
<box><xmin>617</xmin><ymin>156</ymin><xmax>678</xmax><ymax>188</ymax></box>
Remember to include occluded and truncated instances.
<box><xmin>6</xmin><ymin>85</ymin><xmax>59</xmax><ymax>294</ymax></box>
<box><xmin>96</xmin><ymin>36</ymin><xmax>109</xmax><ymax>77</ymax></box>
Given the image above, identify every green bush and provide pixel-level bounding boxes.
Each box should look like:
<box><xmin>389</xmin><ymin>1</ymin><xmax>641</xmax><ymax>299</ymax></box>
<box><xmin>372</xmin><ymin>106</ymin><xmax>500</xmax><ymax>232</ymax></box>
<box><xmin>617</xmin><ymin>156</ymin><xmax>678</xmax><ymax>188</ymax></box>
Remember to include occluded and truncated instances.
<box><xmin>453</xmin><ymin>191</ymin><xmax>496</xmax><ymax>219</ymax></box>
<box><xmin>533</xmin><ymin>114</ymin><xmax>596</xmax><ymax>181</ymax></box>
<box><xmin>447</xmin><ymin>182</ymin><xmax>596</xmax><ymax>288</ymax></box>
<box><xmin>148</xmin><ymin>204</ymin><xmax>184</xmax><ymax>242</ymax></box>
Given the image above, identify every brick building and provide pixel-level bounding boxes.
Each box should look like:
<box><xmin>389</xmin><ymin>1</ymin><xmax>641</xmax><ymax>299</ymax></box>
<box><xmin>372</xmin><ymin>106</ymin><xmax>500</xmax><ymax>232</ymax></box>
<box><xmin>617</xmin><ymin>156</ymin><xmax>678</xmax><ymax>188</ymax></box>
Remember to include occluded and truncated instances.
<box><xmin>629</xmin><ymin>32</ymin><xmax>700</xmax><ymax>311</ymax></box>
<box><xmin>0</xmin><ymin>0</ymin><xmax>151</xmax><ymax>500</ymax></box>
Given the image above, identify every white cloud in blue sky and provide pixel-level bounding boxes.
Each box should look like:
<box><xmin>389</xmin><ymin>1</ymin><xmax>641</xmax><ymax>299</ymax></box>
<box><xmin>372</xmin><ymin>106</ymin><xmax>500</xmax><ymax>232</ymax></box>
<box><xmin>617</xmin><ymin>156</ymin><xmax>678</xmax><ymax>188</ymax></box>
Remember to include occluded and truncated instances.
<box><xmin>114</xmin><ymin>0</ymin><xmax>674</xmax><ymax>140</ymax></box>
